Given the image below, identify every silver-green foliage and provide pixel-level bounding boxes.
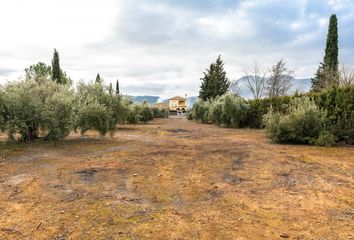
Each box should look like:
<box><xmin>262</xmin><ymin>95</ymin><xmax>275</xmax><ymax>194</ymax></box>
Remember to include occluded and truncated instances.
<box><xmin>263</xmin><ymin>97</ymin><xmax>334</xmax><ymax>145</ymax></box>
<box><xmin>1</xmin><ymin>77</ymin><xmax>74</xmax><ymax>141</ymax></box>
<box><xmin>189</xmin><ymin>100</ymin><xmax>211</xmax><ymax>123</ymax></box>
<box><xmin>209</xmin><ymin>93</ymin><xmax>248</xmax><ymax>128</ymax></box>
<box><xmin>0</xmin><ymin>88</ymin><xmax>5</xmax><ymax>132</ymax></box>
<box><xmin>189</xmin><ymin>93</ymin><xmax>248</xmax><ymax>127</ymax></box>
<box><xmin>75</xmin><ymin>81</ymin><xmax>120</xmax><ymax>136</ymax></box>
<box><xmin>0</xmin><ymin>76</ymin><xmax>162</xmax><ymax>142</ymax></box>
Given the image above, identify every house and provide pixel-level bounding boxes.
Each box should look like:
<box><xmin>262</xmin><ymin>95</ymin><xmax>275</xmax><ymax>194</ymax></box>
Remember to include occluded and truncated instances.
<box><xmin>168</xmin><ymin>96</ymin><xmax>187</xmax><ymax>112</ymax></box>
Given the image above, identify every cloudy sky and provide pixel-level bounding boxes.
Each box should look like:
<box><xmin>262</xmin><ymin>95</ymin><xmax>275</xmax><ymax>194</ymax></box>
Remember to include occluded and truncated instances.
<box><xmin>0</xmin><ymin>0</ymin><xmax>353</xmax><ymax>97</ymax></box>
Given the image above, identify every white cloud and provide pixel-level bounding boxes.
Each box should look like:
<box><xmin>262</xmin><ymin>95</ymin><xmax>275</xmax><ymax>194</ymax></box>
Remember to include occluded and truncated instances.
<box><xmin>0</xmin><ymin>0</ymin><xmax>353</xmax><ymax>97</ymax></box>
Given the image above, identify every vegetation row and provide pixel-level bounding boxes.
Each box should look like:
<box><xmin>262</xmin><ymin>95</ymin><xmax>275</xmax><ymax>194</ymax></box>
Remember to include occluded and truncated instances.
<box><xmin>0</xmin><ymin>54</ymin><xmax>168</xmax><ymax>143</ymax></box>
<box><xmin>189</xmin><ymin>14</ymin><xmax>353</xmax><ymax>146</ymax></box>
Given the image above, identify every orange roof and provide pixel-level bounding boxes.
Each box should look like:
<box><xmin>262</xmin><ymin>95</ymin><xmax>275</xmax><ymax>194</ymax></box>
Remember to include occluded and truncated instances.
<box><xmin>169</xmin><ymin>96</ymin><xmax>187</xmax><ymax>101</ymax></box>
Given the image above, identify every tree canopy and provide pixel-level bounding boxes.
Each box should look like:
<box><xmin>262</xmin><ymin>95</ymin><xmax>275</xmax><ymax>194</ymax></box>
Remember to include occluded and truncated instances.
<box><xmin>199</xmin><ymin>55</ymin><xmax>230</xmax><ymax>101</ymax></box>
<box><xmin>312</xmin><ymin>14</ymin><xmax>339</xmax><ymax>91</ymax></box>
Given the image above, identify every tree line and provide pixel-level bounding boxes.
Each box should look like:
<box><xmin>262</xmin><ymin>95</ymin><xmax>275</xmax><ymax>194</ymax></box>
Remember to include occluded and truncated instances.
<box><xmin>199</xmin><ymin>14</ymin><xmax>352</xmax><ymax>101</ymax></box>
<box><xmin>194</xmin><ymin>14</ymin><xmax>354</xmax><ymax>145</ymax></box>
<box><xmin>0</xmin><ymin>50</ymin><xmax>168</xmax><ymax>142</ymax></box>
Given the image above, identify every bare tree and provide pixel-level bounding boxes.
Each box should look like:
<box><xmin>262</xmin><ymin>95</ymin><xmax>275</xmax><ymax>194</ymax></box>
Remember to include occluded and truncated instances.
<box><xmin>229</xmin><ymin>79</ymin><xmax>240</xmax><ymax>95</ymax></box>
<box><xmin>339</xmin><ymin>64</ymin><xmax>354</xmax><ymax>87</ymax></box>
<box><xmin>243</xmin><ymin>61</ymin><xmax>267</xmax><ymax>100</ymax></box>
<box><xmin>266</xmin><ymin>59</ymin><xmax>293</xmax><ymax>98</ymax></box>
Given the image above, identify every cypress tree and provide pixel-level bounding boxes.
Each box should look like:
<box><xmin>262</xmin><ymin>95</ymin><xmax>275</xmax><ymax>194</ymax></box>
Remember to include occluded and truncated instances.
<box><xmin>324</xmin><ymin>14</ymin><xmax>338</xmax><ymax>72</ymax></box>
<box><xmin>116</xmin><ymin>79</ymin><xmax>120</xmax><ymax>95</ymax></box>
<box><xmin>52</xmin><ymin>49</ymin><xmax>62</xmax><ymax>84</ymax></box>
<box><xmin>312</xmin><ymin>14</ymin><xmax>339</xmax><ymax>91</ymax></box>
<box><xmin>96</xmin><ymin>73</ymin><xmax>101</xmax><ymax>83</ymax></box>
<box><xmin>199</xmin><ymin>55</ymin><xmax>230</xmax><ymax>101</ymax></box>
<box><xmin>109</xmin><ymin>83</ymin><xmax>113</xmax><ymax>95</ymax></box>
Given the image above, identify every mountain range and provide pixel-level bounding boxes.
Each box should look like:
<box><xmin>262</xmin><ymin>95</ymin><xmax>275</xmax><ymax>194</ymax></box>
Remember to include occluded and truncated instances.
<box><xmin>129</xmin><ymin>77</ymin><xmax>312</xmax><ymax>108</ymax></box>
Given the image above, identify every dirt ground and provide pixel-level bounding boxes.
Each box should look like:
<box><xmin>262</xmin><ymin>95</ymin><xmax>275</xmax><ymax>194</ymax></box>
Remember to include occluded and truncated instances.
<box><xmin>0</xmin><ymin>118</ymin><xmax>353</xmax><ymax>240</ymax></box>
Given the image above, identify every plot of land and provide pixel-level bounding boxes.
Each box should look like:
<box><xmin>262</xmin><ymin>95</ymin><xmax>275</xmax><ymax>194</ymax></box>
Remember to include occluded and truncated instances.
<box><xmin>0</xmin><ymin>118</ymin><xmax>353</xmax><ymax>239</ymax></box>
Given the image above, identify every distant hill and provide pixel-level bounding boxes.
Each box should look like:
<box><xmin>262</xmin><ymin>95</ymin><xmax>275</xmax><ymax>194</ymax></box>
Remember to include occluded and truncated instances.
<box><xmin>132</xmin><ymin>95</ymin><xmax>160</xmax><ymax>105</ymax></box>
<box><xmin>186</xmin><ymin>96</ymin><xmax>198</xmax><ymax>108</ymax></box>
<box><xmin>230</xmin><ymin>76</ymin><xmax>311</xmax><ymax>99</ymax></box>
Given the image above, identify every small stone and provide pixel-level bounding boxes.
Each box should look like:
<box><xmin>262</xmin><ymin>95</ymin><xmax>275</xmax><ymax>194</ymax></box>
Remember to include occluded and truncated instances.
<box><xmin>60</xmin><ymin>210</ymin><xmax>65</xmax><ymax>214</ymax></box>
<box><xmin>280</xmin><ymin>233</ymin><xmax>289</xmax><ymax>238</ymax></box>
<box><xmin>133</xmin><ymin>174</ymin><xmax>138</xmax><ymax>177</ymax></box>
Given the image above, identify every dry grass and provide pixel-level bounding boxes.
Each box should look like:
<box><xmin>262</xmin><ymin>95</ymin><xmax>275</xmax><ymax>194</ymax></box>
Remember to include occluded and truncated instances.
<box><xmin>0</xmin><ymin>118</ymin><xmax>353</xmax><ymax>239</ymax></box>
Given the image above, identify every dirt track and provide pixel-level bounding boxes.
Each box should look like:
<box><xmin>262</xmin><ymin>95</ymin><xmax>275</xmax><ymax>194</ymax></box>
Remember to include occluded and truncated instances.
<box><xmin>0</xmin><ymin>118</ymin><xmax>353</xmax><ymax>240</ymax></box>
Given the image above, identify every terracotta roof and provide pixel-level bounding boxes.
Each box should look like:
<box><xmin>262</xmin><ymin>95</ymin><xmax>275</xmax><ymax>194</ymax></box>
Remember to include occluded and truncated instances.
<box><xmin>169</xmin><ymin>96</ymin><xmax>187</xmax><ymax>101</ymax></box>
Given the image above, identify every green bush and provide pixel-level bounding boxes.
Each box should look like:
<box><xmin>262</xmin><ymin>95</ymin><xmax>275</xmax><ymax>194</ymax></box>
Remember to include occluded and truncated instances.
<box><xmin>312</xmin><ymin>87</ymin><xmax>354</xmax><ymax>144</ymax></box>
<box><xmin>1</xmin><ymin>77</ymin><xmax>74</xmax><ymax>141</ymax></box>
<box><xmin>75</xmin><ymin>81</ymin><xmax>119</xmax><ymax>136</ymax></box>
<box><xmin>263</xmin><ymin>97</ymin><xmax>334</xmax><ymax>145</ymax></box>
<box><xmin>189</xmin><ymin>100</ymin><xmax>211</xmax><ymax>123</ymax></box>
<box><xmin>126</xmin><ymin>105</ymin><xmax>140</xmax><ymax>124</ymax></box>
<box><xmin>138</xmin><ymin>103</ymin><xmax>154</xmax><ymax>123</ymax></box>
<box><xmin>152</xmin><ymin>108</ymin><xmax>169</xmax><ymax>118</ymax></box>
<box><xmin>0</xmin><ymin>88</ymin><xmax>5</xmax><ymax>132</ymax></box>
<box><xmin>42</xmin><ymin>85</ymin><xmax>75</xmax><ymax>140</ymax></box>
<box><xmin>209</xmin><ymin>93</ymin><xmax>248</xmax><ymax>128</ymax></box>
<box><xmin>242</xmin><ymin>96</ymin><xmax>293</xmax><ymax>128</ymax></box>
<box><xmin>76</xmin><ymin>102</ymin><xmax>110</xmax><ymax>136</ymax></box>
<box><xmin>314</xmin><ymin>130</ymin><xmax>336</xmax><ymax>146</ymax></box>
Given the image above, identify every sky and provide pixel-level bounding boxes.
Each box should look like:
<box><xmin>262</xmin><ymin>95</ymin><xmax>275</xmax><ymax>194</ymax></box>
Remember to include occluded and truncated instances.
<box><xmin>0</xmin><ymin>0</ymin><xmax>354</xmax><ymax>98</ymax></box>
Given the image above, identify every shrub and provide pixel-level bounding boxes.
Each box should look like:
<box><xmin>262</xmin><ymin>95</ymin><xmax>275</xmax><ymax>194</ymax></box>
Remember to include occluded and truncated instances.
<box><xmin>76</xmin><ymin>101</ymin><xmax>110</xmax><ymax>136</ymax></box>
<box><xmin>138</xmin><ymin>103</ymin><xmax>154</xmax><ymax>123</ymax></box>
<box><xmin>0</xmin><ymin>88</ymin><xmax>5</xmax><ymax>132</ymax></box>
<box><xmin>152</xmin><ymin>108</ymin><xmax>169</xmax><ymax>118</ymax></box>
<box><xmin>263</xmin><ymin>97</ymin><xmax>333</xmax><ymax>145</ymax></box>
<box><xmin>75</xmin><ymin>81</ymin><xmax>120</xmax><ymax>136</ymax></box>
<box><xmin>242</xmin><ymin>96</ymin><xmax>293</xmax><ymax>128</ymax></box>
<box><xmin>314</xmin><ymin>130</ymin><xmax>336</xmax><ymax>146</ymax></box>
<box><xmin>189</xmin><ymin>100</ymin><xmax>211</xmax><ymax>123</ymax></box>
<box><xmin>42</xmin><ymin>84</ymin><xmax>75</xmax><ymax>140</ymax></box>
<box><xmin>1</xmin><ymin>77</ymin><xmax>74</xmax><ymax>141</ymax></box>
<box><xmin>126</xmin><ymin>105</ymin><xmax>140</xmax><ymax>124</ymax></box>
<box><xmin>312</xmin><ymin>87</ymin><xmax>354</xmax><ymax>144</ymax></box>
<box><xmin>209</xmin><ymin>93</ymin><xmax>248</xmax><ymax>128</ymax></box>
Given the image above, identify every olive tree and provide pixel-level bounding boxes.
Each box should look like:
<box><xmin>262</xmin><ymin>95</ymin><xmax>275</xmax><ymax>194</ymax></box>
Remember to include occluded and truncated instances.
<box><xmin>0</xmin><ymin>88</ymin><xmax>5</xmax><ymax>132</ymax></box>
<box><xmin>74</xmin><ymin>81</ymin><xmax>121</xmax><ymax>136</ymax></box>
<box><xmin>1</xmin><ymin>77</ymin><xmax>74</xmax><ymax>142</ymax></box>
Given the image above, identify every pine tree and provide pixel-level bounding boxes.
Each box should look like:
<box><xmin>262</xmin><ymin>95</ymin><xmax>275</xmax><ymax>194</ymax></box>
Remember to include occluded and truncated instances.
<box><xmin>96</xmin><ymin>73</ymin><xmax>101</xmax><ymax>83</ymax></box>
<box><xmin>312</xmin><ymin>14</ymin><xmax>339</xmax><ymax>91</ymax></box>
<box><xmin>52</xmin><ymin>49</ymin><xmax>62</xmax><ymax>84</ymax></box>
<box><xmin>199</xmin><ymin>55</ymin><xmax>230</xmax><ymax>101</ymax></box>
<box><xmin>116</xmin><ymin>79</ymin><xmax>120</xmax><ymax>95</ymax></box>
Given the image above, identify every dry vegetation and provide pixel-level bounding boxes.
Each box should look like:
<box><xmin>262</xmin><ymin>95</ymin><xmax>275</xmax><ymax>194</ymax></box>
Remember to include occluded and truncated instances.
<box><xmin>0</xmin><ymin>118</ymin><xmax>353</xmax><ymax>239</ymax></box>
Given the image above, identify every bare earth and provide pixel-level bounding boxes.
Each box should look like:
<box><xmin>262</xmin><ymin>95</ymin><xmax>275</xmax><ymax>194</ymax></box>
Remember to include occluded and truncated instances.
<box><xmin>0</xmin><ymin>118</ymin><xmax>353</xmax><ymax>240</ymax></box>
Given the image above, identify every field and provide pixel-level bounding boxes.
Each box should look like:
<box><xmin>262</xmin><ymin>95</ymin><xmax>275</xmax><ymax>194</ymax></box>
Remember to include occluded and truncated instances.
<box><xmin>0</xmin><ymin>118</ymin><xmax>353</xmax><ymax>240</ymax></box>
